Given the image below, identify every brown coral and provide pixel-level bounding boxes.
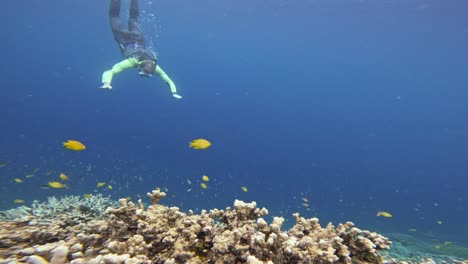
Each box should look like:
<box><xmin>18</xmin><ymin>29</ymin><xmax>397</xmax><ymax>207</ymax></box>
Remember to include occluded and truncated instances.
<box><xmin>0</xmin><ymin>189</ymin><xmax>392</xmax><ymax>264</ymax></box>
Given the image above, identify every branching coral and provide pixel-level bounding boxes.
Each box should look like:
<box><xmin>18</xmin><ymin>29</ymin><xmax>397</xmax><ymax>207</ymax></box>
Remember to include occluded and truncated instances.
<box><xmin>0</xmin><ymin>194</ymin><xmax>117</xmax><ymax>224</ymax></box>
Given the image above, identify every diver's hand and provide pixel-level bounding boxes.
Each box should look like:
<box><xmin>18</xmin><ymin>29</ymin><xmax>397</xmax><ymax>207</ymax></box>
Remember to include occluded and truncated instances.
<box><xmin>101</xmin><ymin>83</ymin><xmax>112</xmax><ymax>90</ymax></box>
<box><xmin>172</xmin><ymin>94</ymin><xmax>182</xmax><ymax>99</ymax></box>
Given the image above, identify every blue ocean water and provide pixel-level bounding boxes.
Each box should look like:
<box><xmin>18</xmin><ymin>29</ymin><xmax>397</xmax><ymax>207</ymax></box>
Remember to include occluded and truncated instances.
<box><xmin>2</xmin><ymin>0</ymin><xmax>468</xmax><ymax>249</ymax></box>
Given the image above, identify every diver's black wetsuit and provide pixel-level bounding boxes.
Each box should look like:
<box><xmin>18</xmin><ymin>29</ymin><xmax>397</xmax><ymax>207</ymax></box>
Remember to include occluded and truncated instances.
<box><xmin>109</xmin><ymin>0</ymin><xmax>151</xmax><ymax>59</ymax></box>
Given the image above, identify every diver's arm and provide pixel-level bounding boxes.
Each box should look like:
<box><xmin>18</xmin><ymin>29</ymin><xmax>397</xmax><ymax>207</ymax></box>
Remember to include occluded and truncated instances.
<box><xmin>155</xmin><ymin>65</ymin><xmax>181</xmax><ymax>99</ymax></box>
<box><xmin>101</xmin><ymin>58</ymin><xmax>138</xmax><ymax>89</ymax></box>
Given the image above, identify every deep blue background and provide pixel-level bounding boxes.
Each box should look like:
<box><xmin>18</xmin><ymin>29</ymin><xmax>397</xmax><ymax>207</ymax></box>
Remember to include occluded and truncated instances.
<box><xmin>2</xmin><ymin>0</ymin><xmax>468</xmax><ymax>245</ymax></box>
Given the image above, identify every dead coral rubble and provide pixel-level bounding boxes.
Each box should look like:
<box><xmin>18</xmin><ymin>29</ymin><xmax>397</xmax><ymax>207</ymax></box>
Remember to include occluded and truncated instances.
<box><xmin>0</xmin><ymin>189</ymin><xmax>391</xmax><ymax>263</ymax></box>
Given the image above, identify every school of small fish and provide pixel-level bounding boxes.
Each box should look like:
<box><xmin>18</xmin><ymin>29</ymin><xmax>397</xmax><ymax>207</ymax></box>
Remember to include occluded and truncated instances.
<box><xmin>4</xmin><ymin>135</ymin><xmax>449</xmax><ymax>249</ymax></box>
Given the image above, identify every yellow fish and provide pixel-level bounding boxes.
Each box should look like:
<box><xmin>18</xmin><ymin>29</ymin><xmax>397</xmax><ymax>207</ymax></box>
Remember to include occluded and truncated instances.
<box><xmin>189</xmin><ymin>139</ymin><xmax>211</xmax><ymax>150</ymax></box>
<box><xmin>376</xmin><ymin>211</ymin><xmax>393</xmax><ymax>218</ymax></box>
<box><xmin>14</xmin><ymin>178</ymin><xmax>24</xmax><ymax>183</ymax></box>
<box><xmin>48</xmin><ymin>181</ymin><xmax>65</xmax><ymax>189</ymax></box>
<box><xmin>96</xmin><ymin>182</ymin><xmax>106</xmax><ymax>188</ymax></box>
<box><xmin>63</xmin><ymin>140</ymin><xmax>86</xmax><ymax>151</ymax></box>
<box><xmin>200</xmin><ymin>183</ymin><xmax>208</xmax><ymax>189</ymax></box>
<box><xmin>107</xmin><ymin>185</ymin><xmax>113</xmax><ymax>190</ymax></box>
<box><xmin>202</xmin><ymin>175</ymin><xmax>209</xmax><ymax>182</ymax></box>
<box><xmin>302</xmin><ymin>203</ymin><xmax>309</xmax><ymax>207</ymax></box>
<box><xmin>83</xmin><ymin>194</ymin><xmax>93</xmax><ymax>199</ymax></box>
<box><xmin>59</xmin><ymin>173</ymin><xmax>68</xmax><ymax>181</ymax></box>
<box><xmin>241</xmin><ymin>186</ymin><xmax>248</xmax><ymax>192</ymax></box>
<box><xmin>13</xmin><ymin>199</ymin><xmax>25</xmax><ymax>204</ymax></box>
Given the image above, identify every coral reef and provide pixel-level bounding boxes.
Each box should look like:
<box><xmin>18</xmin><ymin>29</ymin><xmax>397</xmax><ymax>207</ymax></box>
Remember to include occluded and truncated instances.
<box><xmin>0</xmin><ymin>189</ymin><xmax>392</xmax><ymax>264</ymax></box>
<box><xmin>0</xmin><ymin>194</ymin><xmax>116</xmax><ymax>224</ymax></box>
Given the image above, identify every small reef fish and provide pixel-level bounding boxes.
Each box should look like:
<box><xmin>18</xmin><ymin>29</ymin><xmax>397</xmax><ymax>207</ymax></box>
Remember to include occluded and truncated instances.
<box><xmin>436</xmin><ymin>221</ymin><xmax>443</xmax><ymax>225</ymax></box>
<box><xmin>200</xmin><ymin>183</ymin><xmax>208</xmax><ymax>189</ymax></box>
<box><xmin>0</xmin><ymin>161</ymin><xmax>9</xmax><ymax>168</ymax></box>
<box><xmin>107</xmin><ymin>185</ymin><xmax>113</xmax><ymax>190</ymax></box>
<box><xmin>59</xmin><ymin>173</ymin><xmax>68</xmax><ymax>181</ymax></box>
<box><xmin>83</xmin><ymin>194</ymin><xmax>93</xmax><ymax>199</ymax></box>
<box><xmin>187</xmin><ymin>179</ymin><xmax>192</xmax><ymax>185</ymax></box>
<box><xmin>32</xmin><ymin>168</ymin><xmax>40</xmax><ymax>173</ymax></box>
<box><xmin>189</xmin><ymin>139</ymin><xmax>211</xmax><ymax>150</ymax></box>
<box><xmin>376</xmin><ymin>211</ymin><xmax>393</xmax><ymax>218</ymax></box>
<box><xmin>25</xmin><ymin>174</ymin><xmax>34</xmax><ymax>178</ymax></box>
<box><xmin>13</xmin><ymin>199</ymin><xmax>25</xmax><ymax>204</ymax></box>
<box><xmin>63</xmin><ymin>140</ymin><xmax>86</xmax><ymax>151</ymax></box>
<box><xmin>96</xmin><ymin>182</ymin><xmax>106</xmax><ymax>188</ymax></box>
<box><xmin>408</xmin><ymin>228</ymin><xmax>417</xmax><ymax>232</ymax></box>
<box><xmin>14</xmin><ymin>178</ymin><xmax>24</xmax><ymax>183</ymax></box>
<box><xmin>48</xmin><ymin>181</ymin><xmax>65</xmax><ymax>189</ymax></box>
<box><xmin>241</xmin><ymin>186</ymin><xmax>248</xmax><ymax>192</ymax></box>
<box><xmin>202</xmin><ymin>175</ymin><xmax>209</xmax><ymax>182</ymax></box>
<box><xmin>301</xmin><ymin>197</ymin><xmax>309</xmax><ymax>202</ymax></box>
<box><xmin>302</xmin><ymin>203</ymin><xmax>309</xmax><ymax>207</ymax></box>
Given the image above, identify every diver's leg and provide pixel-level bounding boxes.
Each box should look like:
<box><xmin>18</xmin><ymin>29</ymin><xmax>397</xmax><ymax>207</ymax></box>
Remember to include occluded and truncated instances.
<box><xmin>109</xmin><ymin>0</ymin><xmax>121</xmax><ymax>18</ymax></box>
<box><xmin>109</xmin><ymin>0</ymin><xmax>129</xmax><ymax>44</ymax></box>
<box><xmin>128</xmin><ymin>0</ymin><xmax>145</xmax><ymax>44</ymax></box>
<box><xmin>129</xmin><ymin>0</ymin><xmax>140</xmax><ymax>20</ymax></box>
